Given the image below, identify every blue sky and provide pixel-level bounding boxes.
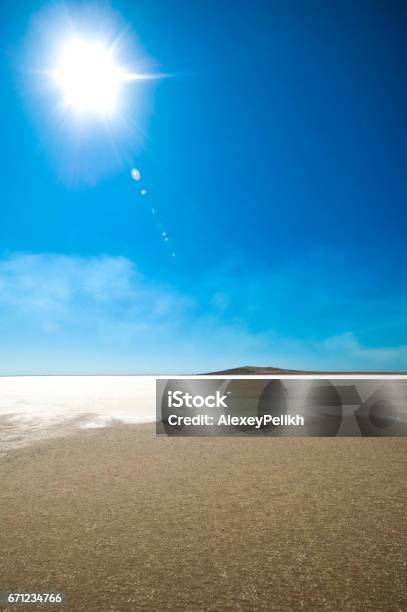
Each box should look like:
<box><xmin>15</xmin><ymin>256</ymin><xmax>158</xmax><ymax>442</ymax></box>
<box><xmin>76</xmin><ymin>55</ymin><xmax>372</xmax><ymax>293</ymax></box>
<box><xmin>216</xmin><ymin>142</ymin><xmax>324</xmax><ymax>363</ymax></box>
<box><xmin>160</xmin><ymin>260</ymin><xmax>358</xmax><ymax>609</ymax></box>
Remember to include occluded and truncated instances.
<box><xmin>0</xmin><ymin>0</ymin><xmax>406</xmax><ymax>373</ymax></box>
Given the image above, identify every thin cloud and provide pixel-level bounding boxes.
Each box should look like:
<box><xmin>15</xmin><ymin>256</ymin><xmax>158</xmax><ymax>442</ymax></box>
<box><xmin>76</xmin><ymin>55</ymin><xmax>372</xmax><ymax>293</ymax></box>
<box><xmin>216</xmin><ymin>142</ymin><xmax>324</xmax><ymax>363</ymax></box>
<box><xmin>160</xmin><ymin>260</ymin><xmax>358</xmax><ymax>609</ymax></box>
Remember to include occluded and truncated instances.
<box><xmin>0</xmin><ymin>252</ymin><xmax>406</xmax><ymax>374</ymax></box>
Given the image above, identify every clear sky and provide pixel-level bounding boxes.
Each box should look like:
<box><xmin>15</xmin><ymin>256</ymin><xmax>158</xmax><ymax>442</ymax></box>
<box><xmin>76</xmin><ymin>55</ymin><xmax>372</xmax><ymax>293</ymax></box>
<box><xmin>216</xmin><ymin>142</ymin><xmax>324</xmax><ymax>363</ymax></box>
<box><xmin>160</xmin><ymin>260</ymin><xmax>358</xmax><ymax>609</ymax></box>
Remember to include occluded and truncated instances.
<box><xmin>0</xmin><ymin>0</ymin><xmax>406</xmax><ymax>374</ymax></box>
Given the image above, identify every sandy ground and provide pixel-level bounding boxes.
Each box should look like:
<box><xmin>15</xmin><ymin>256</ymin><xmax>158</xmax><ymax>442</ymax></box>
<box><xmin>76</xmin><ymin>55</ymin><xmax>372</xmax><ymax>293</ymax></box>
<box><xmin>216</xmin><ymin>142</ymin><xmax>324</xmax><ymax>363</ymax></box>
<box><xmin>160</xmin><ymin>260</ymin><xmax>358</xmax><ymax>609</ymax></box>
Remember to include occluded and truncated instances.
<box><xmin>0</xmin><ymin>424</ymin><xmax>406</xmax><ymax>611</ymax></box>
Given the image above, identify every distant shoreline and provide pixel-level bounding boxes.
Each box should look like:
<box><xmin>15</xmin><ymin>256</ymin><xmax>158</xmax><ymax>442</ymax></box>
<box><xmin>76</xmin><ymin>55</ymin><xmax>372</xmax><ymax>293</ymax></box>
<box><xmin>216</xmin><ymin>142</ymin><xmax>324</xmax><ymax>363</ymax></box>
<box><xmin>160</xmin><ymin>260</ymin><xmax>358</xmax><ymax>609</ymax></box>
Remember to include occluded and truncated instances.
<box><xmin>1</xmin><ymin>366</ymin><xmax>407</xmax><ymax>377</ymax></box>
<box><xmin>207</xmin><ymin>366</ymin><xmax>407</xmax><ymax>375</ymax></box>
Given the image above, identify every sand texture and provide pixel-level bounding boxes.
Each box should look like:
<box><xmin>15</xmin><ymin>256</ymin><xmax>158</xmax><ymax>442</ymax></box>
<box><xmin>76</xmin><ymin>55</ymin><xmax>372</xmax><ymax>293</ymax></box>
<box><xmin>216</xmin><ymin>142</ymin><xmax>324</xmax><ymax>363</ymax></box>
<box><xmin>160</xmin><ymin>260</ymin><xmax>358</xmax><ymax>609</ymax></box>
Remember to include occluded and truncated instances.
<box><xmin>0</xmin><ymin>425</ymin><xmax>406</xmax><ymax>611</ymax></box>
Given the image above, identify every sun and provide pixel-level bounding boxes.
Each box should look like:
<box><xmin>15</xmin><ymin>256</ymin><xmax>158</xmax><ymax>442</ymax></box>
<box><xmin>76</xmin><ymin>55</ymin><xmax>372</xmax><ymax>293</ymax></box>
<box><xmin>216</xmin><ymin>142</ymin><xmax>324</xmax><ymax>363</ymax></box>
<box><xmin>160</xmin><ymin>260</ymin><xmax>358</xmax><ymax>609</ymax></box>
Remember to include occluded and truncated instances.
<box><xmin>53</xmin><ymin>38</ymin><xmax>124</xmax><ymax>115</ymax></box>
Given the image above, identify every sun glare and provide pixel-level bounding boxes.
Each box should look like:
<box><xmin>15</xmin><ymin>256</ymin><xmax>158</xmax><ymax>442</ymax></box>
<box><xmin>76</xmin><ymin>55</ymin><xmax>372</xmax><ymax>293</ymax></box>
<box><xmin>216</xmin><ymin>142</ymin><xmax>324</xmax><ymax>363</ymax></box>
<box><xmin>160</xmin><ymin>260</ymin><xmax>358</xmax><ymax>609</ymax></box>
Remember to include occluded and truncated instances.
<box><xmin>25</xmin><ymin>5</ymin><xmax>165</xmax><ymax>182</ymax></box>
<box><xmin>53</xmin><ymin>39</ymin><xmax>124</xmax><ymax>115</ymax></box>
